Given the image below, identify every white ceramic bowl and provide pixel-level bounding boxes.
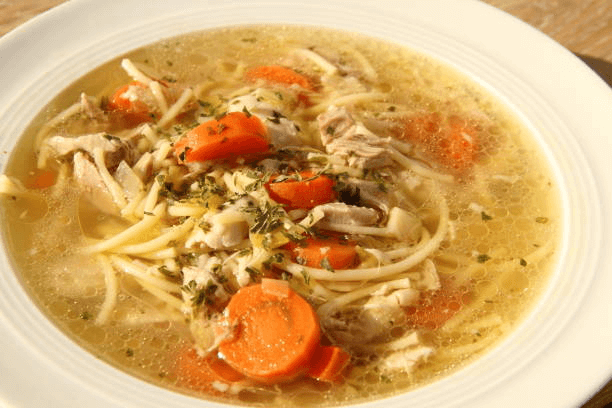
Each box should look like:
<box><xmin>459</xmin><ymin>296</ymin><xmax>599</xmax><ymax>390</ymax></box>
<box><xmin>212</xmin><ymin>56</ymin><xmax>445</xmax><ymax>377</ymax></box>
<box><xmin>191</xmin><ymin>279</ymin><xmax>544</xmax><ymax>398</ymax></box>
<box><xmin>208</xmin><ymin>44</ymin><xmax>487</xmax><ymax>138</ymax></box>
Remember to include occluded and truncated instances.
<box><xmin>1</xmin><ymin>1</ymin><xmax>612</xmax><ymax>407</ymax></box>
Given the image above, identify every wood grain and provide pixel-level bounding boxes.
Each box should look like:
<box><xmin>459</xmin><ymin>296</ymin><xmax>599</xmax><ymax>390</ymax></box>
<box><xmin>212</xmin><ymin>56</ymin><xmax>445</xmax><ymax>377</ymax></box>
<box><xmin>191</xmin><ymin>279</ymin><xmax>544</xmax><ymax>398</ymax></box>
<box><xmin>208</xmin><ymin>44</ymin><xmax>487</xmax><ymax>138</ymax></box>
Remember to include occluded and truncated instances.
<box><xmin>0</xmin><ymin>0</ymin><xmax>610</xmax><ymax>407</ymax></box>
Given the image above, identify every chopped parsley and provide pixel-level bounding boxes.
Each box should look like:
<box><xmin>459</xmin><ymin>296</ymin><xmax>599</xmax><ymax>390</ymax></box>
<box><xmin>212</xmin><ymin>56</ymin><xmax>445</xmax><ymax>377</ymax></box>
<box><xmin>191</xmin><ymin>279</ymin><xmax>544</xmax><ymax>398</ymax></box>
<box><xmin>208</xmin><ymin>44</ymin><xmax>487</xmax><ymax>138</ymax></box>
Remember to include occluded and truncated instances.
<box><xmin>247</xmin><ymin>201</ymin><xmax>286</xmax><ymax>234</ymax></box>
<box><xmin>300</xmin><ymin>269</ymin><xmax>311</xmax><ymax>285</ymax></box>
<box><xmin>477</xmin><ymin>254</ymin><xmax>491</xmax><ymax>263</ymax></box>
<box><xmin>181</xmin><ymin>279</ymin><xmax>218</xmax><ymax>309</ymax></box>
<box><xmin>320</xmin><ymin>257</ymin><xmax>335</xmax><ymax>272</ymax></box>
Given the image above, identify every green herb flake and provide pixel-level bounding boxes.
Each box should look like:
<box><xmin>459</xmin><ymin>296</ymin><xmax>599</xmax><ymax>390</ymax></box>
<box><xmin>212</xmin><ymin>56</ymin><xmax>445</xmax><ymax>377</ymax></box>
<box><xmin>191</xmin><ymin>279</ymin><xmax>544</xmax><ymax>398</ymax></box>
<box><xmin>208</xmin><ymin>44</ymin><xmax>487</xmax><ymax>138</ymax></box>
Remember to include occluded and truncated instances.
<box><xmin>158</xmin><ymin>265</ymin><xmax>174</xmax><ymax>277</ymax></box>
<box><xmin>535</xmin><ymin>216</ymin><xmax>549</xmax><ymax>224</ymax></box>
<box><xmin>237</xmin><ymin>248</ymin><xmax>253</xmax><ymax>257</ymax></box>
<box><xmin>481</xmin><ymin>211</ymin><xmax>493</xmax><ymax>221</ymax></box>
<box><xmin>380</xmin><ymin>375</ymin><xmax>392</xmax><ymax>383</ymax></box>
<box><xmin>199</xmin><ymin>220</ymin><xmax>212</xmax><ymax>232</ymax></box>
<box><xmin>79</xmin><ymin>311</ymin><xmax>92</xmax><ymax>320</ymax></box>
<box><xmin>520</xmin><ymin>258</ymin><xmax>528</xmax><ymax>266</ymax></box>
<box><xmin>125</xmin><ymin>348</ymin><xmax>134</xmax><ymax>357</ymax></box>
<box><xmin>155</xmin><ymin>174</ymin><xmax>166</xmax><ymax>186</ymax></box>
<box><xmin>245</xmin><ymin>266</ymin><xmax>261</xmax><ymax>280</ymax></box>
<box><xmin>477</xmin><ymin>254</ymin><xmax>491</xmax><ymax>263</ymax></box>
<box><xmin>300</xmin><ymin>269</ymin><xmax>311</xmax><ymax>285</ymax></box>
<box><xmin>320</xmin><ymin>257</ymin><xmax>335</xmax><ymax>272</ymax></box>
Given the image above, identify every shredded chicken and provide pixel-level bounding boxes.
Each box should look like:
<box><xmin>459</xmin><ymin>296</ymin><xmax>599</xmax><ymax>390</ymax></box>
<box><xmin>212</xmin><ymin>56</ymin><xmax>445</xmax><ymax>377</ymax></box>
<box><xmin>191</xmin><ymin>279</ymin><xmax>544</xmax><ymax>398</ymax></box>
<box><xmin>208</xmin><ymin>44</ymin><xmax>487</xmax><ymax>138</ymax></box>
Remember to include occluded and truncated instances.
<box><xmin>314</xmin><ymin>202</ymin><xmax>379</xmax><ymax>226</ymax></box>
<box><xmin>44</xmin><ymin>132</ymin><xmax>132</xmax><ymax>169</ymax></box>
<box><xmin>318</xmin><ymin>105</ymin><xmax>394</xmax><ymax>168</ymax></box>
<box><xmin>72</xmin><ymin>151</ymin><xmax>119</xmax><ymax>215</ymax></box>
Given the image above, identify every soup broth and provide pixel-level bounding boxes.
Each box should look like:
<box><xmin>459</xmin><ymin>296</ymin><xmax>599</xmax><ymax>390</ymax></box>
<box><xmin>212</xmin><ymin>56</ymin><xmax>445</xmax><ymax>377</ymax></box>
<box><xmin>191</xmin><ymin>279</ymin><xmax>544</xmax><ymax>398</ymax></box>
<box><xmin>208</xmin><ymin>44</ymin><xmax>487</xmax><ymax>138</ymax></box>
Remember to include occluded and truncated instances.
<box><xmin>0</xmin><ymin>25</ymin><xmax>560</xmax><ymax>406</ymax></box>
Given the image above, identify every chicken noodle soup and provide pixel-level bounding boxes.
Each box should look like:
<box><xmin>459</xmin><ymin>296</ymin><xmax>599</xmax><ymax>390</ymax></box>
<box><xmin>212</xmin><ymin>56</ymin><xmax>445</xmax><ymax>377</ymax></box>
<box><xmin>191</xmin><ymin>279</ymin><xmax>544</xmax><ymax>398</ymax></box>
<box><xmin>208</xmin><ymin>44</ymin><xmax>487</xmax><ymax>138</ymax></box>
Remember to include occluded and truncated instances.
<box><xmin>0</xmin><ymin>26</ymin><xmax>560</xmax><ymax>406</ymax></box>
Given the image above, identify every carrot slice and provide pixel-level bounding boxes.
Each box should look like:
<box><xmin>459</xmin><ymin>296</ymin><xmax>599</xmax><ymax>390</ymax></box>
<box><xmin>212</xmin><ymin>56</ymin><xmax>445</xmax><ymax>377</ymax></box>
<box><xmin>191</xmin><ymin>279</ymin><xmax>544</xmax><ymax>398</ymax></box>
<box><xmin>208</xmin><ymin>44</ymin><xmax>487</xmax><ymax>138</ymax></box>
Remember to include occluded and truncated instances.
<box><xmin>284</xmin><ymin>237</ymin><xmax>359</xmax><ymax>270</ymax></box>
<box><xmin>403</xmin><ymin>113</ymin><xmax>479</xmax><ymax>172</ymax></box>
<box><xmin>218</xmin><ymin>283</ymin><xmax>320</xmax><ymax>384</ymax></box>
<box><xmin>174</xmin><ymin>112</ymin><xmax>269</xmax><ymax>163</ymax></box>
<box><xmin>106</xmin><ymin>81</ymin><xmax>154</xmax><ymax>127</ymax></box>
<box><xmin>307</xmin><ymin>345</ymin><xmax>351</xmax><ymax>383</ymax></box>
<box><xmin>405</xmin><ymin>286</ymin><xmax>469</xmax><ymax>330</ymax></box>
<box><xmin>27</xmin><ymin>169</ymin><xmax>56</xmax><ymax>189</ymax></box>
<box><xmin>245</xmin><ymin>65</ymin><xmax>315</xmax><ymax>91</ymax></box>
<box><xmin>176</xmin><ymin>347</ymin><xmax>244</xmax><ymax>394</ymax></box>
<box><xmin>265</xmin><ymin>171</ymin><xmax>335</xmax><ymax>209</ymax></box>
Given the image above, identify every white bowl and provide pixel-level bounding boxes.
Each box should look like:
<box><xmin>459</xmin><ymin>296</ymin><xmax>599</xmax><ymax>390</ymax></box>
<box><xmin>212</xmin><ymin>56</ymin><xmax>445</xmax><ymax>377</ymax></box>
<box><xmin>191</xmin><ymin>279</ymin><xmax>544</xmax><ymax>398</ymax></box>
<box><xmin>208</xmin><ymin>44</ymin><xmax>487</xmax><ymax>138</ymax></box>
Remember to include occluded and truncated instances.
<box><xmin>1</xmin><ymin>1</ymin><xmax>611</xmax><ymax>407</ymax></box>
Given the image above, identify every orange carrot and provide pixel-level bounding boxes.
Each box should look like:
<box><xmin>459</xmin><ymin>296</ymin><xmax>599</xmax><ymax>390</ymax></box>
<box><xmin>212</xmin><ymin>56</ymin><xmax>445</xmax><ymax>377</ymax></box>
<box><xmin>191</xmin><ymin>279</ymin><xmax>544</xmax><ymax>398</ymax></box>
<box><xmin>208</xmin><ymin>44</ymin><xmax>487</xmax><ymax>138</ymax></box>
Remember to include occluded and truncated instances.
<box><xmin>405</xmin><ymin>286</ymin><xmax>469</xmax><ymax>330</ymax></box>
<box><xmin>245</xmin><ymin>65</ymin><xmax>315</xmax><ymax>91</ymax></box>
<box><xmin>403</xmin><ymin>113</ymin><xmax>479</xmax><ymax>172</ymax></box>
<box><xmin>265</xmin><ymin>171</ymin><xmax>335</xmax><ymax>209</ymax></box>
<box><xmin>306</xmin><ymin>345</ymin><xmax>351</xmax><ymax>383</ymax></box>
<box><xmin>284</xmin><ymin>237</ymin><xmax>359</xmax><ymax>270</ymax></box>
<box><xmin>218</xmin><ymin>282</ymin><xmax>320</xmax><ymax>384</ymax></box>
<box><xmin>174</xmin><ymin>112</ymin><xmax>269</xmax><ymax>163</ymax></box>
<box><xmin>106</xmin><ymin>81</ymin><xmax>155</xmax><ymax>127</ymax></box>
<box><xmin>176</xmin><ymin>347</ymin><xmax>245</xmax><ymax>394</ymax></box>
<box><xmin>27</xmin><ymin>169</ymin><xmax>56</xmax><ymax>189</ymax></box>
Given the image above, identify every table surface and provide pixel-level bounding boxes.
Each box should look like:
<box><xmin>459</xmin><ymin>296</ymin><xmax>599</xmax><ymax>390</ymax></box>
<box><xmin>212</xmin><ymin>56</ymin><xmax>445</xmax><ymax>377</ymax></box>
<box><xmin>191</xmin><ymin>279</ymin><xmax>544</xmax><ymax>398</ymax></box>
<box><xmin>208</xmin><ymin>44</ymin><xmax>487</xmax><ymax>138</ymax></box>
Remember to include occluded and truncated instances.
<box><xmin>0</xmin><ymin>0</ymin><xmax>611</xmax><ymax>407</ymax></box>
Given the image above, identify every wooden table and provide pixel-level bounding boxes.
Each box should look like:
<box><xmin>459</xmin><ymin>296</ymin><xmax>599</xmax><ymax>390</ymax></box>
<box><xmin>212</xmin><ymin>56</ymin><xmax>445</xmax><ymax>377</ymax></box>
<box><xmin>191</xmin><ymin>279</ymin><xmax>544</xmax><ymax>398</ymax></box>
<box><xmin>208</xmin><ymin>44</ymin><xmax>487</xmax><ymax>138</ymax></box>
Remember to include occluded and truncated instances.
<box><xmin>1</xmin><ymin>1</ymin><xmax>611</xmax><ymax>407</ymax></box>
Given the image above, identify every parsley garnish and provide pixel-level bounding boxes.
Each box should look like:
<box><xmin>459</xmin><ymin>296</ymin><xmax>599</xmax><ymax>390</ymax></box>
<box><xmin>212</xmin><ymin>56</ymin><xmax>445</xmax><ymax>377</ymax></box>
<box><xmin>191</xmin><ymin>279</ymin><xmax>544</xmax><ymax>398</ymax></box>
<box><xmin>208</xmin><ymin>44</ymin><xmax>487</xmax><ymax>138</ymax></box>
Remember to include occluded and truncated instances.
<box><xmin>245</xmin><ymin>266</ymin><xmax>261</xmax><ymax>280</ymax></box>
<box><xmin>247</xmin><ymin>201</ymin><xmax>285</xmax><ymax>234</ymax></box>
<box><xmin>477</xmin><ymin>254</ymin><xmax>491</xmax><ymax>263</ymax></box>
<box><xmin>300</xmin><ymin>269</ymin><xmax>311</xmax><ymax>285</ymax></box>
<box><xmin>320</xmin><ymin>257</ymin><xmax>335</xmax><ymax>272</ymax></box>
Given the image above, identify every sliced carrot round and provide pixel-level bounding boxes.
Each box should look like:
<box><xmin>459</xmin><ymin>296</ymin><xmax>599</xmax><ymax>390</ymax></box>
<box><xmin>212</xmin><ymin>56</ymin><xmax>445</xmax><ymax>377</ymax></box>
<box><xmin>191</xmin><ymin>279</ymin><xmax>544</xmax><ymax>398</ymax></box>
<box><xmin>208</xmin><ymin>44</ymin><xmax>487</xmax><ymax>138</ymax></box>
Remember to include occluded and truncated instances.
<box><xmin>265</xmin><ymin>171</ymin><xmax>335</xmax><ymax>209</ymax></box>
<box><xmin>307</xmin><ymin>345</ymin><xmax>351</xmax><ymax>383</ymax></box>
<box><xmin>175</xmin><ymin>347</ymin><xmax>244</xmax><ymax>394</ymax></box>
<box><xmin>405</xmin><ymin>287</ymin><xmax>470</xmax><ymax>330</ymax></box>
<box><xmin>107</xmin><ymin>81</ymin><xmax>154</xmax><ymax>127</ymax></box>
<box><xmin>245</xmin><ymin>65</ymin><xmax>314</xmax><ymax>91</ymax></box>
<box><xmin>26</xmin><ymin>169</ymin><xmax>56</xmax><ymax>189</ymax></box>
<box><xmin>218</xmin><ymin>283</ymin><xmax>320</xmax><ymax>384</ymax></box>
<box><xmin>284</xmin><ymin>237</ymin><xmax>359</xmax><ymax>270</ymax></box>
<box><xmin>174</xmin><ymin>112</ymin><xmax>269</xmax><ymax>163</ymax></box>
<box><xmin>403</xmin><ymin>113</ymin><xmax>479</xmax><ymax>173</ymax></box>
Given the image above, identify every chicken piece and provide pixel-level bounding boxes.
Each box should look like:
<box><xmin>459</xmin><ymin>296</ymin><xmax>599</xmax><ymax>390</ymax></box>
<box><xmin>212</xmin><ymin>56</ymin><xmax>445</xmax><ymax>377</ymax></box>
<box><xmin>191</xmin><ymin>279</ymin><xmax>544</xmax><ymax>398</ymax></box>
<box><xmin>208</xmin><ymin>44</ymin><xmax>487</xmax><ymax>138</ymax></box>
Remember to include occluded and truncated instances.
<box><xmin>185</xmin><ymin>199</ymin><xmax>250</xmax><ymax>250</ymax></box>
<box><xmin>228</xmin><ymin>89</ymin><xmax>303</xmax><ymax>147</ymax></box>
<box><xmin>318</xmin><ymin>105</ymin><xmax>393</xmax><ymax>168</ymax></box>
<box><xmin>113</xmin><ymin>160</ymin><xmax>144</xmax><ymax>200</ymax></box>
<box><xmin>314</xmin><ymin>202</ymin><xmax>379</xmax><ymax>226</ymax></box>
<box><xmin>181</xmin><ymin>255</ymin><xmax>231</xmax><ymax>308</ymax></box>
<box><xmin>72</xmin><ymin>152</ymin><xmax>119</xmax><ymax>215</ymax></box>
<box><xmin>45</xmin><ymin>132</ymin><xmax>132</xmax><ymax>169</ymax></box>
<box><xmin>186</xmin><ymin>217</ymin><xmax>248</xmax><ymax>250</ymax></box>
<box><xmin>324</xmin><ymin>298</ymin><xmax>408</xmax><ymax>345</ymax></box>
<box><xmin>347</xmin><ymin>177</ymin><xmax>398</xmax><ymax>212</ymax></box>
<box><xmin>378</xmin><ymin>346</ymin><xmax>434</xmax><ymax>374</ymax></box>
<box><xmin>322</xmin><ymin>281</ymin><xmax>419</xmax><ymax>345</ymax></box>
<box><xmin>80</xmin><ymin>93</ymin><xmax>106</xmax><ymax>121</ymax></box>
